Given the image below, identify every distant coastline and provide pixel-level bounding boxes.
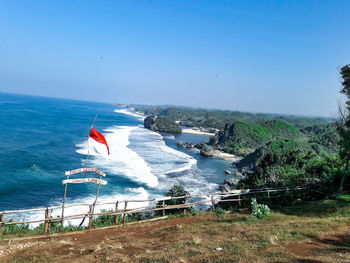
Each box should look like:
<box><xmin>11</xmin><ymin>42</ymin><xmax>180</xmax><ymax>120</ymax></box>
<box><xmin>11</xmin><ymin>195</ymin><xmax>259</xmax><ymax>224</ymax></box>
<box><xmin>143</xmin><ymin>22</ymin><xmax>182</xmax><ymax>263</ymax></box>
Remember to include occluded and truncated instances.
<box><xmin>117</xmin><ymin>106</ymin><xmax>239</xmax><ymax>162</ymax></box>
<box><xmin>120</xmin><ymin>106</ymin><xmax>217</xmax><ymax>136</ymax></box>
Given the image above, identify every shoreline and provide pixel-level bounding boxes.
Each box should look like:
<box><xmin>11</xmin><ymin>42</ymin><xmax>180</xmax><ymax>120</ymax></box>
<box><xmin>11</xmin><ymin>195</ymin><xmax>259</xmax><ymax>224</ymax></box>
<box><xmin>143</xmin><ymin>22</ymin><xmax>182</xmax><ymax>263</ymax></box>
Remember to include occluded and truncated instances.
<box><xmin>182</xmin><ymin>127</ymin><xmax>216</xmax><ymax>136</ymax></box>
<box><xmin>210</xmin><ymin>149</ymin><xmax>241</xmax><ymax>161</ymax></box>
<box><xmin>114</xmin><ymin>108</ymin><xmax>146</xmax><ymax>120</ymax></box>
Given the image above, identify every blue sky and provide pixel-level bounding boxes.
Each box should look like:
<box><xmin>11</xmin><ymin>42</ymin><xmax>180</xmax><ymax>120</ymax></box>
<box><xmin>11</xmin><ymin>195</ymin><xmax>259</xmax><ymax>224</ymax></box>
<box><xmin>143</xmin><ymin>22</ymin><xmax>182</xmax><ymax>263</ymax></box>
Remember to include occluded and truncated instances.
<box><xmin>0</xmin><ymin>0</ymin><xmax>349</xmax><ymax>116</ymax></box>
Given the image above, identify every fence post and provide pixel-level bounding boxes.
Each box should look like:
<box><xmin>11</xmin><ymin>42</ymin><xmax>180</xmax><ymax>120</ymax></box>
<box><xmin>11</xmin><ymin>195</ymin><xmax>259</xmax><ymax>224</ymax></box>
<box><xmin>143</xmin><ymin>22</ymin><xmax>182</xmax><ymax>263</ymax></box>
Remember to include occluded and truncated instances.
<box><xmin>122</xmin><ymin>201</ymin><xmax>128</xmax><ymax>225</ymax></box>
<box><xmin>238</xmin><ymin>194</ymin><xmax>241</xmax><ymax>208</ymax></box>
<box><xmin>183</xmin><ymin>196</ymin><xmax>187</xmax><ymax>215</ymax></box>
<box><xmin>211</xmin><ymin>196</ymin><xmax>216</xmax><ymax>212</ymax></box>
<box><xmin>267</xmin><ymin>190</ymin><xmax>270</xmax><ymax>199</ymax></box>
<box><xmin>88</xmin><ymin>205</ymin><xmax>93</xmax><ymax>229</ymax></box>
<box><xmin>115</xmin><ymin>201</ymin><xmax>119</xmax><ymax>224</ymax></box>
<box><xmin>0</xmin><ymin>212</ymin><xmax>4</xmax><ymax>234</ymax></box>
<box><xmin>44</xmin><ymin>208</ymin><xmax>51</xmax><ymax>234</ymax></box>
<box><xmin>162</xmin><ymin>200</ymin><xmax>165</xmax><ymax>216</ymax></box>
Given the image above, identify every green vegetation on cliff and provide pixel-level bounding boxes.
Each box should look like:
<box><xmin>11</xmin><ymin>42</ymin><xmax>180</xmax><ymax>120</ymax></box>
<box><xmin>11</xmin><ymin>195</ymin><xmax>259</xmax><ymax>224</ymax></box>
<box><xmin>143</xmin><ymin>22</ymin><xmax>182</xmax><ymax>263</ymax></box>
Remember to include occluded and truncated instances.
<box><xmin>237</xmin><ymin>139</ymin><xmax>344</xmax><ymax>189</ymax></box>
<box><xmin>130</xmin><ymin>105</ymin><xmax>331</xmax><ymax>130</ymax></box>
<box><xmin>209</xmin><ymin>119</ymin><xmax>339</xmax><ymax>157</ymax></box>
<box><xmin>144</xmin><ymin>115</ymin><xmax>182</xmax><ymax>134</ymax></box>
<box><xmin>234</xmin><ymin>125</ymin><xmax>341</xmax><ymax>189</ymax></box>
<box><xmin>301</xmin><ymin>123</ymin><xmax>340</xmax><ymax>154</ymax></box>
<box><xmin>210</xmin><ymin>120</ymin><xmax>301</xmax><ymax>155</ymax></box>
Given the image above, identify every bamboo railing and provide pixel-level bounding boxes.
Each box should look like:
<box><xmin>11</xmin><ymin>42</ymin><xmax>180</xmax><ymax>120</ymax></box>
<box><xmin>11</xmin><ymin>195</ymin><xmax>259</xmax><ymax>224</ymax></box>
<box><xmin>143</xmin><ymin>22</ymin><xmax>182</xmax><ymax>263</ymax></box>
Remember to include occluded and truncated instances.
<box><xmin>0</xmin><ymin>186</ymin><xmax>307</xmax><ymax>234</ymax></box>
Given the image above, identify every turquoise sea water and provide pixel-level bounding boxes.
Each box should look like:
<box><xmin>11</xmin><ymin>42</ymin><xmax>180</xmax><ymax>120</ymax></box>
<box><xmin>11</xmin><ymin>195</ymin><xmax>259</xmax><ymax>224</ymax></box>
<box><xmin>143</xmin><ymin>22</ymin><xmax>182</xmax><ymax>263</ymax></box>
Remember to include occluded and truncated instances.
<box><xmin>0</xmin><ymin>93</ymin><xmax>233</xmax><ymax>223</ymax></box>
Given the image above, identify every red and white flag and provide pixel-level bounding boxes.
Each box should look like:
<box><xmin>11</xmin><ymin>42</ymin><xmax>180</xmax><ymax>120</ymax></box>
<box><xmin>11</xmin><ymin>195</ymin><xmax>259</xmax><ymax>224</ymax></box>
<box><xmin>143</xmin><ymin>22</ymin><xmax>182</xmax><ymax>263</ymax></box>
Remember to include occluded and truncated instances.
<box><xmin>89</xmin><ymin>128</ymin><xmax>110</xmax><ymax>159</ymax></box>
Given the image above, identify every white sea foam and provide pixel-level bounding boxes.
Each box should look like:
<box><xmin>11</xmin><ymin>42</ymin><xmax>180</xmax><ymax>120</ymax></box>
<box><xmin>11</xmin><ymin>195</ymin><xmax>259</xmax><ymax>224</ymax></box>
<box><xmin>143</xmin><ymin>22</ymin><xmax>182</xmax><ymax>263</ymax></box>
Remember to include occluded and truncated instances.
<box><xmin>163</xmin><ymin>160</ymin><xmax>197</xmax><ymax>174</ymax></box>
<box><xmin>129</xmin><ymin>127</ymin><xmax>198</xmax><ymax>177</ymax></box>
<box><xmin>128</xmin><ymin>128</ymin><xmax>218</xmax><ymax>197</ymax></box>
<box><xmin>114</xmin><ymin>109</ymin><xmax>145</xmax><ymax>120</ymax></box>
<box><xmin>113</xmin><ymin>109</ymin><xmax>199</xmax><ymax>177</ymax></box>
<box><xmin>162</xmin><ymin>134</ymin><xmax>175</xmax><ymax>140</ymax></box>
<box><xmin>76</xmin><ymin>126</ymin><xmax>159</xmax><ymax>188</ymax></box>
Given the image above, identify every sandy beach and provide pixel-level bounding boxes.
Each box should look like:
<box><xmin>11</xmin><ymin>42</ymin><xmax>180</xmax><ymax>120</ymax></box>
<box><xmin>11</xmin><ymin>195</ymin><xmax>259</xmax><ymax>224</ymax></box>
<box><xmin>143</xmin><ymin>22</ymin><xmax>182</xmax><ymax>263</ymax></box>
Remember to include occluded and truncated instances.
<box><xmin>182</xmin><ymin>128</ymin><xmax>216</xmax><ymax>136</ymax></box>
<box><xmin>210</xmin><ymin>149</ymin><xmax>241</xmax><ymax>162</ymax></box>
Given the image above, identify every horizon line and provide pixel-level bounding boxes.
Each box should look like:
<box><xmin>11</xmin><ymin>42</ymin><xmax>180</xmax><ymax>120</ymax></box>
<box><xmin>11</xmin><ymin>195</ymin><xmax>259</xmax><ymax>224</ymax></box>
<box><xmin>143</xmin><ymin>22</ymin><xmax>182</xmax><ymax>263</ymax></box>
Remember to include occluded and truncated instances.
<box><xmin>1</xmin><ymin>91</ymin><xmax>333</xmax><ymax>120</ymax></box>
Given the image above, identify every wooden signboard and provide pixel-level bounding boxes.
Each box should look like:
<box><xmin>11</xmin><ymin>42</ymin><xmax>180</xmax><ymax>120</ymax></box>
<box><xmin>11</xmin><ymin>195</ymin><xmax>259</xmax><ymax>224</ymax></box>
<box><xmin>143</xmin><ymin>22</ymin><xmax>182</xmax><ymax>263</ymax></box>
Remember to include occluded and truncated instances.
<box><xmin>62</xmin><ymin>178</ymin><xmax>107</xmax><ymax>185</ymax></box>
<box><xmin>61</xmin><ymin>115</ymin><xmax>109</xmax><ymax>228</ymax></box>
<box><xmin>65</xmin><ymin>168</ymin><xmax>106</xmax><ymax>177</ymax></box>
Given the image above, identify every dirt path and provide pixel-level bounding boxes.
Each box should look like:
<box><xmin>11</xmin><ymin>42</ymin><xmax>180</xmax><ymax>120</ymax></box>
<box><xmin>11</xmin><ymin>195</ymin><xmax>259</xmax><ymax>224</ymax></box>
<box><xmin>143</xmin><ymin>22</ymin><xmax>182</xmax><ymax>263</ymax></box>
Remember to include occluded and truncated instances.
<box><xmin>285</xmin><ymin>232</ymin><xmax>350</xmax><ymax>262</ymax></box>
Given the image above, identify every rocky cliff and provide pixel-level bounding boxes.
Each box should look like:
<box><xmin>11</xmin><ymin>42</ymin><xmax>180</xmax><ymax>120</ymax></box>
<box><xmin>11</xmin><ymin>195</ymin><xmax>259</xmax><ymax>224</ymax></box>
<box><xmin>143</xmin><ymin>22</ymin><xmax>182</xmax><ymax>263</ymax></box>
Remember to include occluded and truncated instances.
<box><xmin>144</xmin><ymin>116</ymin><xmax>182</xmax><ymax>134</ymax></box>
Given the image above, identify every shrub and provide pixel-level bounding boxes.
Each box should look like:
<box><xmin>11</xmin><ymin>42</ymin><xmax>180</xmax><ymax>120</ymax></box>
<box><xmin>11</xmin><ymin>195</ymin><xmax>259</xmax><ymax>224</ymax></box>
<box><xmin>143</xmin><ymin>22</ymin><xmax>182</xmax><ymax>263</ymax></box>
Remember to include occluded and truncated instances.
<box><xmin>92</xmin><ymin>209</ymin><xmax>117</xmax><ymax>227</ymax></box>
<box><xmin>250</xmin><ymin>198</ymin><xmax>270</xmax><ymax>219</ymax></box>
<box><xmin>3</xmin><ymin>220</ymin><xmax>30</xmax><ymax>234</ymax></box>
<box><xmin>215</xmin><ymin>207</ymin><xmax>226</xmax><ymax>216</ymax></box>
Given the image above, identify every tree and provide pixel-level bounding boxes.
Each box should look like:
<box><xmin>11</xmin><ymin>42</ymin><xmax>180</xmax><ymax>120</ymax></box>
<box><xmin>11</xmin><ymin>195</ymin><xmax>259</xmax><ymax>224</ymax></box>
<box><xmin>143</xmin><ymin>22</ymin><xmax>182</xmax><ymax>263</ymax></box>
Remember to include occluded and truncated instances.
<box><xmin>156</xmin><ymin>184</ymin><xmax>189</xmax><ymax>215</ymax></box>
<box><xmin>338</xmin><ymin>64</ymin><xmax>350</xmax><ymax>192</ymax></box>
<box><xmin>164</xmin><ymin>184</ymin><xmax>190</xmax><ymax>200</ymax></box>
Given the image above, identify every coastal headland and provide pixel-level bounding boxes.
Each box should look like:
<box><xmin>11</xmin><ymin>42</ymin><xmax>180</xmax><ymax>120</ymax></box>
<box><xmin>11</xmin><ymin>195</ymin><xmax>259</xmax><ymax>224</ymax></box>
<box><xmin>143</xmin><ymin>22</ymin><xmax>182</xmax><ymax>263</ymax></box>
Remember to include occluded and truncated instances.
<box><xmin>126</xmin><ymin>103</ymin><xmax>338</xmax><ymax>192</ymax></box>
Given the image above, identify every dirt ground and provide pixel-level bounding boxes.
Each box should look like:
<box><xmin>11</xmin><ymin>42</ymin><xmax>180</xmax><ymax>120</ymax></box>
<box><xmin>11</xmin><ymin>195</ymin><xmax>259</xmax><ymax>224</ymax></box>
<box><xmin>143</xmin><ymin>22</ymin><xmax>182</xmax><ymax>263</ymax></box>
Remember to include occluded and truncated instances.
<box><xmin>1</xmin><ymin>213</ymin><xmax>350</xmax><ymax>263</ymax></box>
<box><xmin>285</xmin><ymin>232</ymin><xmax>350</xmax><ymax>262</ymax></box>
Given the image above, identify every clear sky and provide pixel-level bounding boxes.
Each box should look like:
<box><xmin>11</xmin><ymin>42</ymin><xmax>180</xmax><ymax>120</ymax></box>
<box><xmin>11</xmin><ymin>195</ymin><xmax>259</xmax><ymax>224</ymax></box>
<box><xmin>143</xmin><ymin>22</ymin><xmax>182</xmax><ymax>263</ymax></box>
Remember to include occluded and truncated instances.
<box><xmin>0</xmin><ymin>0</ymin><xmax>349</xmax><ymax>117</ymax></box>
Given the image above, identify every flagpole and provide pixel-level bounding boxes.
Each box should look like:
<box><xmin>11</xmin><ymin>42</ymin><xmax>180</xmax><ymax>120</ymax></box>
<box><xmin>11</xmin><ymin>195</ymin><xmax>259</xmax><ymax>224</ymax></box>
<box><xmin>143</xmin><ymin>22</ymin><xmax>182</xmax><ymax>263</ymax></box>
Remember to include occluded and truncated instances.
<box><xmin>89</xmin><ymin>174</ymin><xmax>103</xmax><ymax>229</ymax></box>
<box><xmin>84</xmin><ymin>114</ymin><xmax>98</xmax><ymax>178</ymax></box>
<box><xmin>78</xmin><ymin>114</ymin><xmax>100</xmax><ymax>227</ymax></box>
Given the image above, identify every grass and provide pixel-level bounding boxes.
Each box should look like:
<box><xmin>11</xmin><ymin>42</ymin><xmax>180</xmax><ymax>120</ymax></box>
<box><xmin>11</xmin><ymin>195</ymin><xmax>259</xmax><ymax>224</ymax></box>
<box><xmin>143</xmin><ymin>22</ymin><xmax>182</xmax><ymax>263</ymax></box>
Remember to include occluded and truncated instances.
<box><xmin>131</xmin><ymin>197</ymin><xmax>350</xmax><ymax>262</ymax></box>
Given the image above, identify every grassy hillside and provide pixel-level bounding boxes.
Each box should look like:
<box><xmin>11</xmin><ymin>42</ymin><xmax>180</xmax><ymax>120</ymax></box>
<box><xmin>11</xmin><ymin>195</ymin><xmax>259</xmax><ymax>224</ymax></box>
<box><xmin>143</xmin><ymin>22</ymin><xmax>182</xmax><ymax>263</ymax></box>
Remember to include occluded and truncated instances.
<box><xmin>2</xmin><ymin>197</ymin><xmax>350</xmax><ymax>263</ymax></box>
<box><xmin>210</xmin><ymin>120</ymin><xmax>302</xmax><ymax>155</ymax></box>
<box><xmin>209</xmin><ymin>119</ymin><xmax>340</xmax><ymax>156</ymax></box>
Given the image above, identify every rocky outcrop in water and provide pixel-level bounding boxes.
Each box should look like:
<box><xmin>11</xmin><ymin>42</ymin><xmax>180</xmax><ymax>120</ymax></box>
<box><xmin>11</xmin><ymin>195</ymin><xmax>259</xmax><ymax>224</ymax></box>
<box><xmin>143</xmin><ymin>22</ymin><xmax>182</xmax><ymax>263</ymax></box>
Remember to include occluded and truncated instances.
<box><xmin>219</xmin><ymin>178</ymin><xmax>240</xmax><ymax>193</ymax></box>
<box><xmin>186</xmin><ymin>142</ymin><xmax>195</xmax><ymax>149</ymax></box>
<box><xmin>177</xmin><ymin>141</ymin><xmax>184</xmax><ymax>148</ymax></box>
<box><xmin>144</xmin><ymin>115</ymin><xmax>156</xmax><ymax>129</ymax></box>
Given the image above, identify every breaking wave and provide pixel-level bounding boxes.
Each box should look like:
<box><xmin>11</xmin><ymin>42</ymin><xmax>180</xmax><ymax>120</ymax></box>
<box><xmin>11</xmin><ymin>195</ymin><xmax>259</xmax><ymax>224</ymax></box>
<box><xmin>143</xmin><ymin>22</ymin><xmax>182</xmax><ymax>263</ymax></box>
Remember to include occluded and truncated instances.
<box><xmin>76</xmin><ymin>126</ymin><xmax>159</xmax><ymax>188</ymax></box>
<box><xmin>114</xmin><ymin>109</ymin><xmax>145</xmax><ymax>121</ymax></box>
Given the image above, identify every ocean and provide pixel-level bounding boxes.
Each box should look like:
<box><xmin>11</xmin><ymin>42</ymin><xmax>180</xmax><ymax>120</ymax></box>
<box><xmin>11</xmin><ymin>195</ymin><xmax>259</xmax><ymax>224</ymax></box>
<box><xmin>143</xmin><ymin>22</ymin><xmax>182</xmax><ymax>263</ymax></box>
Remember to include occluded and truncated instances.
<box><xmin>0</xmin><ymin>93</ymin><xmax>233</xmax><ymax>225</ymax></box>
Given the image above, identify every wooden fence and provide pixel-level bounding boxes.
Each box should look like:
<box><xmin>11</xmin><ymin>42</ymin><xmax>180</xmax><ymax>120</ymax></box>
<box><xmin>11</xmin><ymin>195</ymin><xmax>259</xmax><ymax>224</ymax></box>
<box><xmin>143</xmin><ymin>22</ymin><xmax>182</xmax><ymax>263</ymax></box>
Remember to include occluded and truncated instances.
<box><xmin>0</xmin><ymin>186</ymin><xmax>308</xmax><ymax>234</ymax></box>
